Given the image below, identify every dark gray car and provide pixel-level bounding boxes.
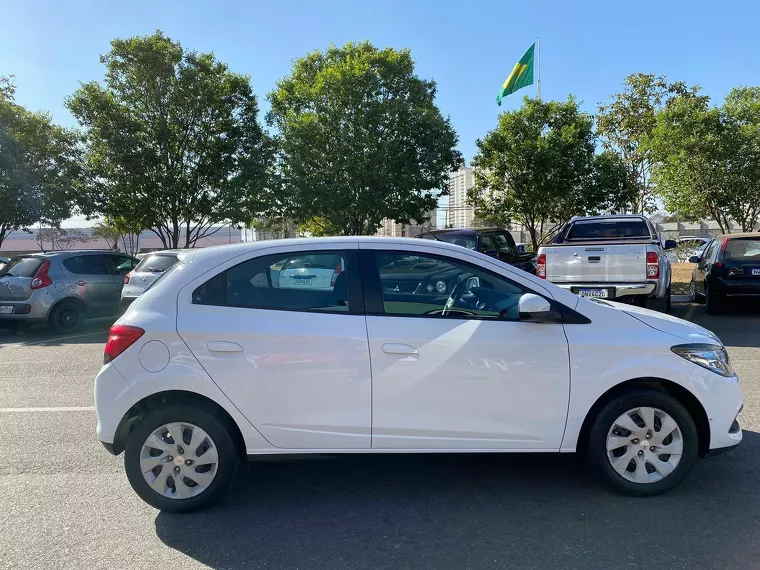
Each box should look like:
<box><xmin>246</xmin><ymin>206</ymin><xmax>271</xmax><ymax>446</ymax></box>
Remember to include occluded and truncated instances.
<box><xmin>0</xmin><ymin>251</ymin><xmax>138</xmax><ymax>333</ymax></box>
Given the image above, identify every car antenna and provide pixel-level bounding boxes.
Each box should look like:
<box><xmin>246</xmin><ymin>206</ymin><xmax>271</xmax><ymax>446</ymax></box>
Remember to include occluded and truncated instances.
<box><xmin>417</xmin><ymin>226</ymin><xmax>442</xmax><ymax>241</ymax></box>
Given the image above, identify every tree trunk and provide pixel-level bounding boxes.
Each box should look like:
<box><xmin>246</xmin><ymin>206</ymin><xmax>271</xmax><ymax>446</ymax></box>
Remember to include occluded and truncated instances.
<box><xmin>527</xmin><ymin>225</ymin><xmax>539</xmax><ymax>251</ymax></box>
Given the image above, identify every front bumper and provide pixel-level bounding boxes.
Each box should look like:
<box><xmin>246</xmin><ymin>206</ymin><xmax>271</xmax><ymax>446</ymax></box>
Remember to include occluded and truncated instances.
<box><xmin>555</xmin><ymin>282</ymin><xmax>657</xmax><ymax>298</ymax></box>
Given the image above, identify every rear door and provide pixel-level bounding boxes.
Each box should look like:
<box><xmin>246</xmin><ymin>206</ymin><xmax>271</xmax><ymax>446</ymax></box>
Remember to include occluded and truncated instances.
<box><xmin>176</xmin><ymin>245</ymin><xmax>372</xmax><ymax>449</ymax></box>
<box><xmin>61</xmin><ymin>254</ymin><xmax>116</xmax><ymax>315</ymax></box>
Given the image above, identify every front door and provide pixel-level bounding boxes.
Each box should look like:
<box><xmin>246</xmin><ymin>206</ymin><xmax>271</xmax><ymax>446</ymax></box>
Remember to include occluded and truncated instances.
<box><xmin>177</xmin><ymin>246</ymin><xmax>372</xmax><ymax>450</ymax></box>
<box><xmin>361</xmin><ymin>247</ymin><xmax>571</xmax><ymax>450</ymax></box>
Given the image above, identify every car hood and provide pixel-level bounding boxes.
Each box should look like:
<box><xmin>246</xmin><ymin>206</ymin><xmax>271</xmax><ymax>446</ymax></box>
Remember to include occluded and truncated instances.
<box><xmin>620</xmin><ymin>303</ymin><xmax>722</xmax><ymax>344</ymax></box>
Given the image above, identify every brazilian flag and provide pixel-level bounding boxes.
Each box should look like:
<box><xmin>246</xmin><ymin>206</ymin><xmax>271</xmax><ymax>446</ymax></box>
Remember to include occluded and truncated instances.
<box><xmin>496</xmin><ymin>44</ymin><xmax>535</xmax><ymax>106</ymax></box>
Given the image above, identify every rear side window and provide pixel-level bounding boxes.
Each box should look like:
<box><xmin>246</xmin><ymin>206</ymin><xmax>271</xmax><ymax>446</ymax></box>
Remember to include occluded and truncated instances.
<box><xmin>193</xmin><ymin>251</ymin><xmax>351</xmax><ymax>313</ymax></box>
<box><xmin>135</xmin><ymin>254</ymin><xmax>179</xmax><ymax>273</ymax></box>
<box><xmin>0</xmin><ymin>257</ymin><xmax>43</xmax><ymax>278</ymax></box>
<box><xmin>567</xmin><ymin>220</ymin><xmax>650</xmax><ymax>240</ymax></box>
<box><xmin>62</xmin><ymin>255</ymin><xmax>109</xmax><ymax>275</ymax></box>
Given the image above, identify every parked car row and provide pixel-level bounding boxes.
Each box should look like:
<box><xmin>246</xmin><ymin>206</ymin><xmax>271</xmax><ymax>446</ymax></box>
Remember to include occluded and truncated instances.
<box><xmin>0</xmin><ymin>249</ymin><xmax>187</xmax><ymax>333</ymax></box>
<box><xmin>95</xmin><ymin>236</ymin><xmax>743</xmax><ymax>512</ymax></box>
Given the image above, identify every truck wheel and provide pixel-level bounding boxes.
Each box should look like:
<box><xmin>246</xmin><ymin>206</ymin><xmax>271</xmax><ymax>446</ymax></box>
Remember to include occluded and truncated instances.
<box><xmin>646</xmin><ymin>295</ymin><xmax>668</xmax><ymax>313</ymax></box>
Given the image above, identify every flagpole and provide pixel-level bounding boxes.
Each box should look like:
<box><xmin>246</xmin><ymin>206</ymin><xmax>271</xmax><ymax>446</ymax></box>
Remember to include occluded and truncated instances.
<box><xmin>536</xmin><ymin>36</ymin><xmax>541</xmax><ymax>100</ymax></box>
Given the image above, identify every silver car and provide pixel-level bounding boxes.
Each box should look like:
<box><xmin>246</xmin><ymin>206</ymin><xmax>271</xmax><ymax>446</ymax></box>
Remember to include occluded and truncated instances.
<box><xmin>0</xmin><ymin>251</ymin><xmax>138</xmax><ymax>333</ymax></box>
<box><xmin>120</xmin><ymin>250</ymin><xmax>186</xmax><ymax>306</ymax></box>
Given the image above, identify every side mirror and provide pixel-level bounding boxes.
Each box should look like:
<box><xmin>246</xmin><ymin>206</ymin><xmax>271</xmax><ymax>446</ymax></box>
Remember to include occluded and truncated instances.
<box><xmin>518</xmin><ymin>293</ymin><xmax>554</xmax><ymax>322</ymax></box>
<box><xmin>484</xmin><ymin>249</ymin><xmax>498</xmax><ymax>258</ymax></box>
<box><xmin>688</xmin><ymin>255</ymin><xmax>701</xmax><ymax>264</ymax></box>
<box><xmin>664</xmin><ymin>239</ymin><xmax>678</xmax><ymax>250</ymax></box>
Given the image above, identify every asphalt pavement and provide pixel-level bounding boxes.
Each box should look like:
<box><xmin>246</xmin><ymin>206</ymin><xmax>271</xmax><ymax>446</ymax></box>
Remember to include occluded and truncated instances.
<box><xmin>1</xmin><ymin>305</ymin><xmax>759</xmax><ymax>570</ymax></box>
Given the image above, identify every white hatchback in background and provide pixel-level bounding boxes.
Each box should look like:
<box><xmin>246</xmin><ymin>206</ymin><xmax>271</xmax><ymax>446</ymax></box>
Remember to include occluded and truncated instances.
<box><xmin>121</xmin><ymin>250</ymin><xmax>186</xmax><ymax>306</ymax></box>
<box><xmin>95</xmin><ymin>237</ymin><xmax>743</xmax><ymax>513</ymax></box>
<box><xmin>274</xmin><ymin>253</ymin><xmax>344</xmax><ymax>290</ymax></box>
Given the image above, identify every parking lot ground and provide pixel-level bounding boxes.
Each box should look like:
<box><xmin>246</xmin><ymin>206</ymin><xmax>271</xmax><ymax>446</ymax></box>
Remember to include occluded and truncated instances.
<box><xmin>1</xmin><ymin>305</ymin><xmax>759</xmax><ymax>570</ymax></box>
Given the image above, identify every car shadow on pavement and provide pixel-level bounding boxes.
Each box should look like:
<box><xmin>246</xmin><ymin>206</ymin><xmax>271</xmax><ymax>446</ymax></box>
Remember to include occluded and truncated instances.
<box><xmin>155</xmin><ymin>431</ymin><xmax>760</xmax><ymax>570</ymax></box>
<box><xmin>0</xmin><ymin>316</ymin><xmax>115</xmax><ymax>348</ymax></box>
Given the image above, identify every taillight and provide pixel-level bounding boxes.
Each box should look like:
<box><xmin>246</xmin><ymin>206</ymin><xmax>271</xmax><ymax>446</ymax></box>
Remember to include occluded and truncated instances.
<box><xmin>714</xmin><ymin>238</ymin><xmax>729</xmax><ymax>268</ymax></box>
<box><xmin>124</xmin><ymin>272</ymin><xmax>131</xmax><ymax>284</ymax></box>
<box><xmin>104</xmin><ymin>324</ymin><xmax>145</xmax><ymax>363</ymax></box>
<box><xmin>646</xmin><ymin>252</ymin><xmax>659</xmax><ymax>279</ymax></box>
<box><xmin>30</xmin><ymin>259</ymin><xmax>53</xmax><ymax>290</ymax></box>
<box><xmin>536</xmin><ymin>253</ymin><xmax>546</xmax><ymax>279</ymax></box>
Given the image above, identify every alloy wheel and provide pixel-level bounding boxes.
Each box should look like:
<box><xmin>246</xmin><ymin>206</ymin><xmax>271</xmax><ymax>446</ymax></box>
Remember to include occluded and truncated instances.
<box><xmin>606</xmin><ymin>407</ymin><xmax>683</xmax><ymax>484</ymax></box>
<box><xmin>139</xmin><ymin>422</ymin><xmax>219</xmax><ymax>499</ymax></box>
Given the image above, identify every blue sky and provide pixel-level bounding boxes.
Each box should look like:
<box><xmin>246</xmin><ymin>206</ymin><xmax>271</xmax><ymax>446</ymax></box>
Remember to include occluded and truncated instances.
<box><xmin>3</xmin><ymin>0</ymin><xmax>760</xmax><ymax>220</ymax></box>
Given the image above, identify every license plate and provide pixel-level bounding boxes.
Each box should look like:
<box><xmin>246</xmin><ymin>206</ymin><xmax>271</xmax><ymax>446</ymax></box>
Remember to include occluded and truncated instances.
<box><xmin>578</xmin><ymin>289</ymin><xmax>609</xmax><ymax>299</ymax></box>
<box><xmin>0</xmin><ymin>305</ymin><xmax>13</xmax><ymax>314</ymax></box>
<box><xmin>292</xmin><ymin>277</ymin><xmax>312</xmax><ymax>286</ymax></box>
<box><xmin>752</xmin><ymin>268</ymin><xmax>760</xmax><ymax>276</ymax></box>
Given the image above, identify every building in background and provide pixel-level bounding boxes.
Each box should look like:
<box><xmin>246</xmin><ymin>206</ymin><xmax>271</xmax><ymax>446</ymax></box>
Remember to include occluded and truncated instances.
<box><xmin>446</xmin><ymin>167</ymin><xmax>476</xmax><ymax>228</ymax></box>
<box><xmin>377</xmin><ymin>208</ymin><xmax>437</xmax><ymax>238</ymax></box>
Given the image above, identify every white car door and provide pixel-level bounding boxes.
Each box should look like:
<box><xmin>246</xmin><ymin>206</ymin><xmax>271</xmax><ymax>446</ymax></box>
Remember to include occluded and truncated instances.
<box><xmin>360</xmin><ymin>245</ymin><xmax>571</xmax><ymax>450</ymax></box>
<box><xmin>177</xmin><ymin>245</ymin><xmax>371</xmax><ymax>449</ymax></box>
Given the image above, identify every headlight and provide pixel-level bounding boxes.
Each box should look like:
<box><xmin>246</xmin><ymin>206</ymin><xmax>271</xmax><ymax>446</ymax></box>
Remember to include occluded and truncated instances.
<box><xmin>435</xmin><ymin>281</ymin><xmax>447</xmax><ymax>293</ymax></box>
<box><xmin>671</xmin><ymin>343</ymin><xmax>732</xmax><ymax>377</ymax></box>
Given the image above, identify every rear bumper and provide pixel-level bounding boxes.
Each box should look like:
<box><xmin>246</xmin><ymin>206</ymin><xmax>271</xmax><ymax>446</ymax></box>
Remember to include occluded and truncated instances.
<box><xmin>715</xmin><ymin>278</ymin><xmax>760</xmax><ymax>297</ymax></box>
<box><xmin>554</xmin><ymin>282</ymin><xmax>657</xmax><ymax>298</ymax></box>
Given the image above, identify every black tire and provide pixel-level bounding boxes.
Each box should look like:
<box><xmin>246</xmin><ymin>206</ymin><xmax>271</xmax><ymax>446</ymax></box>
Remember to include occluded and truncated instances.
<box><xmin>646</xmin><ymin>294</ymin><xmax>668</xmax><ymax>313</ymax></box>
<box><xmin>48</xmin><ymin>301</ymin><xmax>84</xmax><ymax>334</ymax></box>
<box><xmin>125</xmin><ymin>405</ymin><xmax>238</xmax><ymax>513</ymax></box>
<box><xmin>665</xmin><ymin>286</ymin><xmax>672</xmax><ymax>313</ymax></box>
<box><xmin>705</xmin><ymin>285</ymin><xmax>724</xmax><ymax>315</ymax></box>
<box><xmin>586</xmin><ymin>389</ymin><xmax>698</xmax><ymax>497</ymax></box>
<box><xmin>689</xmin><ymin>279</ymin><xmax>705</xmax><ymax>304</ymax></box>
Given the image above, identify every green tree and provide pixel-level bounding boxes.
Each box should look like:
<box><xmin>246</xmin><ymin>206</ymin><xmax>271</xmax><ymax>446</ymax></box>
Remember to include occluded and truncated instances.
<box><xmin>267</xmin><ymin>41</ymin><xmax>463</xmax><ymax>235</ymax></box>
<box><xmin>91</xmin><ymin>220</ymin><xmax>121</xmax><ymax>250</ymax></box>
<box><xmin>67</xmin><ymin>31</ymin><xmax>274</xmax><ymax>248</ymax></box>
<box><xmin>0</xmin><ymin>76</ymin><xmax>80</xmax><ymax>249</ymax></box>
<box><xmin>597</xmin><ymin>73</ymin><xmax>696</xmax><ymax>213</ymax></box>
<box><xmin>470</xmin><ymin>97</ymin><xmax>633</xmax><ymax>250</ymax></box>
<box><xmin>650</xmin><ymin>90</ymin><xmax>760</xmax><ymax>234</ymax></box>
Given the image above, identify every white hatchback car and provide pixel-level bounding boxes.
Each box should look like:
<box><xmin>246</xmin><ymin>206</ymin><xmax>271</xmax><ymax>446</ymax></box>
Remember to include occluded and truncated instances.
<box><xmin>121</xmin><ymin>250</ymin><xmax>185</xmax><ymax>306</ymax></box>
<box><xmin>95</xmin><ymin>237</ymin><xmax>743</xmax><ymax>512</ymax></box>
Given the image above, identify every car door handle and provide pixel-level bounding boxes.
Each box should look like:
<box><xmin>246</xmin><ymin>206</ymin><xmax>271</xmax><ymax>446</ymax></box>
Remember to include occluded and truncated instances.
<box><xmin>76</xmin><ymin>280</ymin><xmax>87</xmax><ymax>286</ymax></box>
<box><xmin>382</xmin><ymin>343</ymin><xmax>418</xmax><ymax>355</ymax></box>
<box><xmin>207</xmin><ymin>341</ymin><xmax>244</xmax><ymax>353</ymax></box>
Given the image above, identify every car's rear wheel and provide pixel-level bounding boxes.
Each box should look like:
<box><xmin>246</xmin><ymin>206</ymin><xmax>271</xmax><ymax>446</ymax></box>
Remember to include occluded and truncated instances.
<box><xmin>586</xmin><ymin>390</ymin><xmax>698</xmax><ymax>496</ymax></box>
<box><xmin>124</xmin><ymin>406</ymin><xmax>238</xmax><ymax>513</ymax></box>
<box><xmin>705</xmin><ymin>284</ymin><xmax>726</xmax><ymax>315</ymax></box>
<box><xmin>49</xmin><ymin>302</ymin><xmax>84</xmax><ymax>334</ymax></box>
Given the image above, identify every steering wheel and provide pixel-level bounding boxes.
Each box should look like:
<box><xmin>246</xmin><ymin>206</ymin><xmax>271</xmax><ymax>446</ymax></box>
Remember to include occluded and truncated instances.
<box><xmin>441</xmin><ymin>278</ymin><xmax>467</xmax><ymax>316</ymax></box>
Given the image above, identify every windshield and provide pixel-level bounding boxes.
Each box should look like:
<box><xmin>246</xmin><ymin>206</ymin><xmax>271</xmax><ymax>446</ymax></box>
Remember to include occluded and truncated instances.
<box><xmin>135</xmin><ymin>254</ymin><xmax>179</xmax><ymax>273</ymax></box>
<box><xmin>724</xmin><ymin>239</ymin><xmax>760</xmax><ymax>261</ymax></box>
<box><xmin>0</xmin><ymin>257</ymin><xmax>44</xmax><ymax>278</ymax></box>
<box><xmin>568</xmin><ymin>220</ymin><xmax>650</xmax><ymax>240</ymax></box>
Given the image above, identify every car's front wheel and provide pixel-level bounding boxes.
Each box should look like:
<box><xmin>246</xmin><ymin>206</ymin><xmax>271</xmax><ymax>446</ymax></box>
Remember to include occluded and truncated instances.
<box><xmin>587</xmin><ymin>390</ymin><xmax>698</xmax><ymax>496</ymax></box>
<box><xmin>124</xmin><ymin>405</ymin><xmax>238</xmax><ymax>513</ymax></box>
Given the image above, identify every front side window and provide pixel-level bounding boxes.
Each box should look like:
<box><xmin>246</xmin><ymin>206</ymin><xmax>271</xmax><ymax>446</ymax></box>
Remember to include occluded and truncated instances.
<box><xmin>193</xmin><ymin>250</ymin><xmax>351</xmax><ymax>313</ymax></box>
<box><xmin>62</xmin><ymin>255</ymin><xmax>109</xmax><ymax>275</ymax></box>
<box><xmin>109</xmin><ymin>255</ymin><xmax>138</xmax><ymax>275</ymax></box>
<box><xmin>373</xmin><ymin>251</ymin><xmax>528</xmax><ymax>320</ymax></box>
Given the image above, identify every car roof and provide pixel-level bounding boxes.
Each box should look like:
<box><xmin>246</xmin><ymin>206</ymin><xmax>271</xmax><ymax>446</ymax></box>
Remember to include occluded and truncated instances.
<box><xmin>14</xmin><ymin>250</ymin><xmax>122</xmax><ymax>258</ymax></box>
<box><xmin>141</xmin><ymin>249</ymin><xmax>187</xmax><ymax>255</ymax></box>
<box><xmin>714</xmin><ymin>232</ymin><xmax>760</xmax><ymax>240</ymax></box>
<box><xmin>569</xmin><ymin>214</ymin><xmax>649</xmax><ymax>222</ymax></box>
<box><xmin>427</xmin><ymin>227</ymin><xmax>505</xmax><ymax>235</ymax></box>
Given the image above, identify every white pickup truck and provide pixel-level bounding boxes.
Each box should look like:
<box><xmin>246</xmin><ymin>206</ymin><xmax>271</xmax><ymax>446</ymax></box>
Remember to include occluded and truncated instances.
<box><xmin>536</xmin><ymin>215</ymin><xmax>677</xmax><ymax>311</ymax></box>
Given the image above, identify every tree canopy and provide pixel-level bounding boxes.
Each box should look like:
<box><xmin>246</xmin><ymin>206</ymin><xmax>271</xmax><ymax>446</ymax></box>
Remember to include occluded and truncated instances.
<box><xmin>267</xmin><ymin>41</ymin><xmax>463</xmax><ymax>235</ymax></box>
<box><xmin>470</xmin><ymin>97</ymin><xmax>633</xmax><ymax>249</ymax></box>
<box><xmin>66</xmin><ymin>31</ymin><xmax>274</xmax><ymax>248</ymax></box>
<box><xmin>0</xmin><ymin>76</ymin><xmax>81</xmax><ymax>249</ymax></box>
<box><xmin>597</xmin><ymin>73</ymin><xmax>696</xmax><ymax>213</ymax></box>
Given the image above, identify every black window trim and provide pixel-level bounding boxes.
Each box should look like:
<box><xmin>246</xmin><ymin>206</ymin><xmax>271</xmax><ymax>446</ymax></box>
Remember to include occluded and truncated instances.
<box><xmin>193</xmin><ymin>248</ymin><xmax>365</xmax><ymax>316</ymax></box>
<box><xmin>358</xmin><ymin>248</ymin><xmax>588</xmax><ymax>323</ymax></box>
